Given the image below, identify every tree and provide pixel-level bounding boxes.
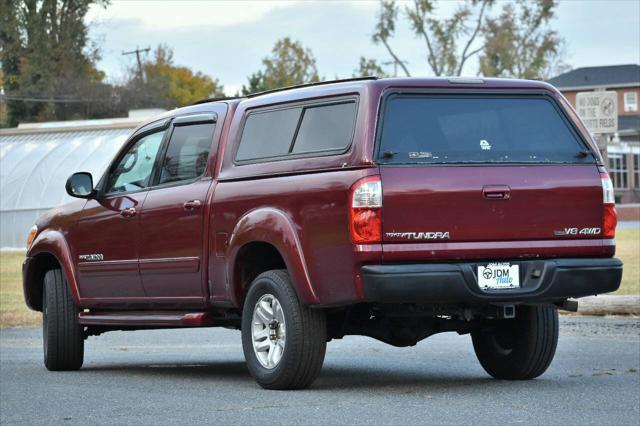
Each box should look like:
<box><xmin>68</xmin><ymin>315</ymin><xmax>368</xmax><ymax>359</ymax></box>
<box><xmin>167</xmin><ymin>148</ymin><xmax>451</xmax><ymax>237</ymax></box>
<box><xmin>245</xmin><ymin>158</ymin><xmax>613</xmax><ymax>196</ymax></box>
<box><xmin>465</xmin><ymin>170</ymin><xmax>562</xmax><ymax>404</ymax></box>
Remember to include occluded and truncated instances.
<box><xmin>371</xmin><ymin>0</ymin><xmax>566</xmax><ymax>79</ymax></box>
<box><xmin>242</xmin><ymin>37</ymin><xmax>320</xmax><ymax>95</ymax></box>
<box><xmin>374</xmin><ymin>0</ymin><xmax>491</xmax><ymax>77</ymax></box>
<box><xmin>352</xmin><ymin>57</ymin><xmax>389</xmax><ymax>78</ymax></box>
<box><xmin>479</xmin><ymin>0</ymin><xmax>568</xmax><ymax>79</ymax></box>
<box><xmin>0</xmin><ymin>0</ymin><xmax>112</xmax><ymax>126</ymax></box>
<box><xmin>0</xmin><ymin>68</ymin><xmax>7</xmax><ymax>126</ymax></box>
<box><xmin>121</xmin><ymin>44</ymin><xmax>224</xmax><ymax>109</ymax></box>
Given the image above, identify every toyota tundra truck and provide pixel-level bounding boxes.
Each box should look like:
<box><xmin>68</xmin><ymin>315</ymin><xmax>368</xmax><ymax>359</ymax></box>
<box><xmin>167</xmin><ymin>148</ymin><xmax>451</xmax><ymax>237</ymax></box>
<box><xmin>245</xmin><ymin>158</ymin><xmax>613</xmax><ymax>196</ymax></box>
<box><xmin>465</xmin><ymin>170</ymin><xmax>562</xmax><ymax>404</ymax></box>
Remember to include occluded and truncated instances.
<box><xmin>23</xmin><ymin>77</ymin><xmax>623</xmax><ymax>390</ymax></box>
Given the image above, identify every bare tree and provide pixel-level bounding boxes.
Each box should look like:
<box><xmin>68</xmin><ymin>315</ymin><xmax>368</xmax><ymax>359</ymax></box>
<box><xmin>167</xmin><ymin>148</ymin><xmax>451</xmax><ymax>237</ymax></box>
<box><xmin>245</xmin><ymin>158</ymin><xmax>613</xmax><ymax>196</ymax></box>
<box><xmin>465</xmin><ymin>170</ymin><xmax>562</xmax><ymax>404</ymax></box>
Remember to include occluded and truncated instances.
<box><xmin>372</xmin><ymin>0</ymin><xmax>566</xmax><ymax>79</ymax></box>
<box><xmin>373</xmin><ymin>0</ymin><xmax>491</xmax><ymax>77</ymax></box>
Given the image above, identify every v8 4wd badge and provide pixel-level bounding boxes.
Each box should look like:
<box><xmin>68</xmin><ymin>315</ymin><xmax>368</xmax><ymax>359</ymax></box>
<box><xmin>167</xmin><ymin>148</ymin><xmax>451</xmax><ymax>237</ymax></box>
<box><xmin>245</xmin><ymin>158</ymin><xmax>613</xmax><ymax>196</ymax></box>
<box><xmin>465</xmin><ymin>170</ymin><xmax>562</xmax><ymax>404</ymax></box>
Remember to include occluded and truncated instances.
<box><xmin>554</xmin><ymin>227</ymin><xmax>601</xmax><ymax>236</ymax></box>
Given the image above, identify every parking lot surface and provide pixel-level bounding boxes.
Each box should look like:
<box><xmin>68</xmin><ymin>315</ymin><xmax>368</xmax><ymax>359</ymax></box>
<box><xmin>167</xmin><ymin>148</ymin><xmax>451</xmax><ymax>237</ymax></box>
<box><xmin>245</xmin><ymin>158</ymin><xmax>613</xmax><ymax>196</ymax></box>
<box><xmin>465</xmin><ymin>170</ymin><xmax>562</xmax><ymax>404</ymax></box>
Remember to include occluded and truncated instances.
<box><xmin>1</xmin><ymin>316</ymin><xmax>639</xmax><ymax>425</ymax></box>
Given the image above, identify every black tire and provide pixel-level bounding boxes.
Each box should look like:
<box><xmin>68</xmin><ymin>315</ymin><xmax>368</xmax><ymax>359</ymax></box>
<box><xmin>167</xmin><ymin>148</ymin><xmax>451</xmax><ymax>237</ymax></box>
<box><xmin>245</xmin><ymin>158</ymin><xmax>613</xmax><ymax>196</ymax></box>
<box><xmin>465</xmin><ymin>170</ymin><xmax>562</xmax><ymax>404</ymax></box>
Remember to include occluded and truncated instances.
<box><xmin>43</xmin><ymin>269</ymin><xmax>84</xmax><ymax>371</ymax></box>
<box><xmin>241</xmin><ymin>270</ymin><xmax>326</xmax><ymax>390</ymax></box>
<box><xmin>471</xmin><ymin>305</ymin><xmax>558</xmax><ymax>380</ymax></box>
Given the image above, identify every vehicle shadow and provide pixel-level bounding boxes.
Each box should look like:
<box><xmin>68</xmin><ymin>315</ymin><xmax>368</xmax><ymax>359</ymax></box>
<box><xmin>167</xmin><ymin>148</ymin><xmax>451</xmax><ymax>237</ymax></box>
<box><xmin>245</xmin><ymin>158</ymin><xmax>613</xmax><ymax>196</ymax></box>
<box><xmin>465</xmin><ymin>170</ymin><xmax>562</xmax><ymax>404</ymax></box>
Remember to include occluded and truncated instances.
<box><xmin>80</xmin><ymin>359</ymin><xmax>549</xmax><ymax>391</ymax></box>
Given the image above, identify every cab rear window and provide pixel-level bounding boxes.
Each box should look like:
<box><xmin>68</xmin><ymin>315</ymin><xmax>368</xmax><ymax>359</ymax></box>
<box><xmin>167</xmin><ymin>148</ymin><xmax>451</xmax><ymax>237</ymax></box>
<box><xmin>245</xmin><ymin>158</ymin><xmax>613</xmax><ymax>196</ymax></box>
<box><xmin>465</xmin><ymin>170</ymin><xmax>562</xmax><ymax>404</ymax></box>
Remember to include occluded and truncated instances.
<box><xmin>377</xmin><ymin>94</ymin><xmax>594</xmax><ymax>164</ymax></box>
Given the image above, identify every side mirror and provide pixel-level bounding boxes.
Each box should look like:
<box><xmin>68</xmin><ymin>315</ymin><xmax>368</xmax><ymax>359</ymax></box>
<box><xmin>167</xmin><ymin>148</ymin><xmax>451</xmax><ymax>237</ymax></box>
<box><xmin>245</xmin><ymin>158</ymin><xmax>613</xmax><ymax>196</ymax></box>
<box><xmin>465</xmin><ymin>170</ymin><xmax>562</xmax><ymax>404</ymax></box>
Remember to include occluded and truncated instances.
<box><xmin>65</xmin><ymin>172</ymin><xmax>95</xmax><ymax>199</ymax></box>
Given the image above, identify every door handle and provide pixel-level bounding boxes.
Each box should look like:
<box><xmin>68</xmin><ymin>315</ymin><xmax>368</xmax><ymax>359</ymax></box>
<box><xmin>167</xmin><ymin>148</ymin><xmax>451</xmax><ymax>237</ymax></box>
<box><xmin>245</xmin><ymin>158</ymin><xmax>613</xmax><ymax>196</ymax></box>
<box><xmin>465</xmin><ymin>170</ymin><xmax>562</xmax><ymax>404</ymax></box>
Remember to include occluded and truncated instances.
<box><xmin>183</xmin><ymin>200</ymin><xmax>202</xmax><ymax>211</ymax></box>
<box><xmin>482</xmin><ymin>185</ymin><xmax>511</xmax><ymax>200</ymax></box>
<box><xmin>120</xmin><ymin>207</ymin><xmax>137</xmax><ymax>218</ymax></box>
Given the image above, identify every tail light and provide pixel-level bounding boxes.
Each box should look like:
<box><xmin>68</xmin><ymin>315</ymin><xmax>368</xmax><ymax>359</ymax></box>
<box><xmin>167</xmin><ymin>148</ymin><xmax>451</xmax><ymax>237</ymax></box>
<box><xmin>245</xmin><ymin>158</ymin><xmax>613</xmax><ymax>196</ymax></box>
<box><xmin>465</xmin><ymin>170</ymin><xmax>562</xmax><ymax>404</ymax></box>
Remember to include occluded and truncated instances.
<box><xmin>600</xmin><ymin>170</ymin><xmax>617</xmax><ymax>238</ymax></box>
<box><xmin>350</xmin><ymin>176</ymin><xmax>382</xmax><ymax>244</ymax></box>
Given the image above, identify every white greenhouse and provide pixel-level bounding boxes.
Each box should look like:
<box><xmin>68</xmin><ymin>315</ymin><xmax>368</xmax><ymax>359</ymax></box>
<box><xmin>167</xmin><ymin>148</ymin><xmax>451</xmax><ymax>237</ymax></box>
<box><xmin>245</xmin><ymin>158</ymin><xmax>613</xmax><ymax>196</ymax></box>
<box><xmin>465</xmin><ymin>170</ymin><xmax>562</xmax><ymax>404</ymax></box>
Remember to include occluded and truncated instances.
<box><xmin>0</xmin><ymin>111</ymin><xmax>163</xmax><ymax>249</ymax></box>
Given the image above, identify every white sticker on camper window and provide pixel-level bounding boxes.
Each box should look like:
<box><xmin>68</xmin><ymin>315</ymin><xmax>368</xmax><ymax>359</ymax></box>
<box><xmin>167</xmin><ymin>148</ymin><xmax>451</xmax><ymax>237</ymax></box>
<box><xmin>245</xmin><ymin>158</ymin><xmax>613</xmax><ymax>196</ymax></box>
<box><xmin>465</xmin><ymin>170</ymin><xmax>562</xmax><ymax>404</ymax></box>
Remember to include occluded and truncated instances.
<box><xmin>480</xmin><ymin>139</ymin><xmax>492</xmax><ymax>150</ymax></box>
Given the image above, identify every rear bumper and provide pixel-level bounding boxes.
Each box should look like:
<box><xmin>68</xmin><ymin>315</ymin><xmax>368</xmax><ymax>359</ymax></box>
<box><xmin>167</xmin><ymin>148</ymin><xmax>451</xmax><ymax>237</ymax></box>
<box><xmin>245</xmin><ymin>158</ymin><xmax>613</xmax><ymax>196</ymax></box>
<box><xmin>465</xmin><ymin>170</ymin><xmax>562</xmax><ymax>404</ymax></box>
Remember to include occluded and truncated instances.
<box><xmin>360</xmin><ymin>258</ymin><xmax>623</xmax><ymax>304</ymax></box>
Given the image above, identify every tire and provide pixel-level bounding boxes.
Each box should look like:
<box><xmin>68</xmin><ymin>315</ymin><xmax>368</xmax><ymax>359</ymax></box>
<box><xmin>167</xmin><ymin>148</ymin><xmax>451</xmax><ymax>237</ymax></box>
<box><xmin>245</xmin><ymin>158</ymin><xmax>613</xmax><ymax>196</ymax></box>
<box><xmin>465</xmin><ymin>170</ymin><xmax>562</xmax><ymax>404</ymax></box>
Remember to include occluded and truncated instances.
<box><xmin>43</xmin><ymin>269</ymin><xmax>84</xmax><ymax>371</ymax></box>
<box><xmin>241</xmin><ymin>270</ymin><xmax>326</xmax><ymax>390</ymax></box>
<box><xmin>471</xmin><ymin>305</ymin><xmax>558</xmax><ymax>380</ymax></box>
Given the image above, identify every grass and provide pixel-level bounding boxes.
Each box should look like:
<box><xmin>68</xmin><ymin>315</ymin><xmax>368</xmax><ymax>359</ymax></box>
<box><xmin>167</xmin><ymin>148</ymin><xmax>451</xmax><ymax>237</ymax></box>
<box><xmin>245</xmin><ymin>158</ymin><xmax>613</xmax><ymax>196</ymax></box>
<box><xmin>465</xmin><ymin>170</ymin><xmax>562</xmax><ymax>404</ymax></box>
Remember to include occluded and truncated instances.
<box><xmin>1</xmin><ymin>229</ymin><xmax>638</xmax><ymax>328</ymax></box>
<box><xmin>0</xmin><ymin>251</ymin><xmax>40</xmax><ymax>328</ymax></box>
<box><xmin>613</xmin><ymin>228</ymin><xmax>640</xmax><ymax>295</ymax></box>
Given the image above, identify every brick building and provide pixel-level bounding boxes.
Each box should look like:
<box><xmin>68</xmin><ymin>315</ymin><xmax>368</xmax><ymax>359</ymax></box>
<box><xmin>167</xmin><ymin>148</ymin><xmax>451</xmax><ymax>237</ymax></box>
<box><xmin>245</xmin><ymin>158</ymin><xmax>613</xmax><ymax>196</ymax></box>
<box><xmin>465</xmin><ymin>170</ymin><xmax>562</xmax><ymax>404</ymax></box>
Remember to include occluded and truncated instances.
<box><xmin>548</xmin><ymin>64</ymin><xmax>640</xmax><ymax>204</ymax></box>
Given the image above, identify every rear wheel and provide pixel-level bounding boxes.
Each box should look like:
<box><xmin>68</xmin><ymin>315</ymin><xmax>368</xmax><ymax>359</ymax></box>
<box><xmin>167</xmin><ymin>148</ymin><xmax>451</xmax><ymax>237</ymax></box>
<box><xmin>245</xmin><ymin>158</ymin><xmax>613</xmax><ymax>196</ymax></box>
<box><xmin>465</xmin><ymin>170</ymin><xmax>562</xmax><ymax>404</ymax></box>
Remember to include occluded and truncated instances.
<box><xmin>241</xmin><ymin>270</ymin><xmax>326</xmax><ymax>390</ymax></box>
<box><xmin>472</xmin><ymin>305</ymin><xmax>558</xmax><ymax>380</ymax></box>
<box><xmin>43</xmin><ymin>269</ymin><xmax>84</xmax><ymax>371</ymax></box>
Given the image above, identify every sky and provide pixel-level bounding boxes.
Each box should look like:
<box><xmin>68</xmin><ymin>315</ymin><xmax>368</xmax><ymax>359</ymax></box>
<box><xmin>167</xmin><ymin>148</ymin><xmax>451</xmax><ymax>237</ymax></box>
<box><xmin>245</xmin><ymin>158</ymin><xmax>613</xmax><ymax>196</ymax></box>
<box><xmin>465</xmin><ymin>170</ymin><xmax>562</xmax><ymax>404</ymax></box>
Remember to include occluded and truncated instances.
<box><xmin>86</xmin><ymin>0</ymin><xmax>640</xmax><ymax>96</ymax></box>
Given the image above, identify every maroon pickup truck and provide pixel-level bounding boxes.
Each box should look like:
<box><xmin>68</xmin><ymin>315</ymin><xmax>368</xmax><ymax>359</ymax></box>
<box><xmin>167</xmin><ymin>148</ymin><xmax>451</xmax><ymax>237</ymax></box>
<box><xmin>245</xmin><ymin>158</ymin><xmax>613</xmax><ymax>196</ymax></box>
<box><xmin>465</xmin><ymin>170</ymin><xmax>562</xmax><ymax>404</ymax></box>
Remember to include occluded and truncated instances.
<box><xmin>23</xmin><ymin>77</ymin><xmax>623</xmax><ymax>389</ymax></box>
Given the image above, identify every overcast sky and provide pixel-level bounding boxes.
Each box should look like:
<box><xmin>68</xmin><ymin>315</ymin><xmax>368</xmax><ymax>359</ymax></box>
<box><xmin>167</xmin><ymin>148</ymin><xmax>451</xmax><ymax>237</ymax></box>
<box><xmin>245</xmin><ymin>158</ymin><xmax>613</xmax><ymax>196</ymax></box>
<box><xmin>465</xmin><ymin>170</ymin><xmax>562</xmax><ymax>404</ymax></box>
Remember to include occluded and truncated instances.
<box><xmin>86</xmin><ymin>0</ymin><xmax>640</xmax><ymax>96</ymax></box>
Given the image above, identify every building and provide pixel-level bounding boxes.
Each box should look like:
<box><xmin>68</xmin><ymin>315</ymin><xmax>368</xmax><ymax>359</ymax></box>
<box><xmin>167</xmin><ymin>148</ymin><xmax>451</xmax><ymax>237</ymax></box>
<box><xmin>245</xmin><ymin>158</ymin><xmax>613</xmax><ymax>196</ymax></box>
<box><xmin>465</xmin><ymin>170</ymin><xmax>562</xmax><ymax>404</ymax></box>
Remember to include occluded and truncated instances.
<box><xmin>0</xmin><ymin>110</ymin><xmax>163</xmax><ymax>248</ymax></box>
<box><xmin>547</xmin><ymin>64</ymin><xmax>640</xmax><ymax>204</ymax></box>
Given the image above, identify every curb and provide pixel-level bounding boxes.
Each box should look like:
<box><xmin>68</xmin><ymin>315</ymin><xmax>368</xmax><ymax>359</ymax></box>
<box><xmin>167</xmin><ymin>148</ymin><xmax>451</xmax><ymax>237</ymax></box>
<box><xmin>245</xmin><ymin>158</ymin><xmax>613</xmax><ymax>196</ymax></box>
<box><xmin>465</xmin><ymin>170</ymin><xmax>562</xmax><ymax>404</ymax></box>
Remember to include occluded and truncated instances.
<box><xmin>574</xmin><ymin>295</ymin><xmax>640</xmax><ymax>316</ymax></box>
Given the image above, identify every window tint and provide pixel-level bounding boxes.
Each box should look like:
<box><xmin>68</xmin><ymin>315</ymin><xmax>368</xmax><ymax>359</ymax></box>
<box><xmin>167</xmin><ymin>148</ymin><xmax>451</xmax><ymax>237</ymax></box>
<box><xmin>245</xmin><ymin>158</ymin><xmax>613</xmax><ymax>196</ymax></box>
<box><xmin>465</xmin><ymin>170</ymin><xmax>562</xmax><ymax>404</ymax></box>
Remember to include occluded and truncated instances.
<box><xmin>159</xmin><ymin>123</ymin><xmax>215</xmax><ymax>184</ymax></box>
<box><xmin>291</xmin><ymin>102</ymin><xmax>356</xmax><ymax>154</ymax></box>
<box><xmin>106</xmin><ymin>130</ymin><xmax>164</xmax><ymax>194</ymax></box>
<box><xmin>378</xmin><ymin>95</ymin><xmax>592</xmax><ymax>164</ymax></box>
<box><xmin>236</xmin><ymin>107</ymin><xmax>301</xmax><ymax>161</ymax></box>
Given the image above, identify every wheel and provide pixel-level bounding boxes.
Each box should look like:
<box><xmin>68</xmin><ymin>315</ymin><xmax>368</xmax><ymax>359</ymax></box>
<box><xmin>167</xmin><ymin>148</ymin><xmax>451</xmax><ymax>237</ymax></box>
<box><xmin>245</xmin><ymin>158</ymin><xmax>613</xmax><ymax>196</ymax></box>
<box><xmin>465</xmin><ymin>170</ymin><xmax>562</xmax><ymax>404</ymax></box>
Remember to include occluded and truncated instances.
<box><xmin>241</xmin><ymin>270</ymin><xmax>326</xmax><ymax>390</ymax></box>
<box><xmin>43</xmin><ymin>269</ymin><xmax>84</xmax><ymax>371</ymax></box>
<box><xmin>471</xmin><ymin>305</ymin><xmax>558</xmax><ymax>380</ymax></box>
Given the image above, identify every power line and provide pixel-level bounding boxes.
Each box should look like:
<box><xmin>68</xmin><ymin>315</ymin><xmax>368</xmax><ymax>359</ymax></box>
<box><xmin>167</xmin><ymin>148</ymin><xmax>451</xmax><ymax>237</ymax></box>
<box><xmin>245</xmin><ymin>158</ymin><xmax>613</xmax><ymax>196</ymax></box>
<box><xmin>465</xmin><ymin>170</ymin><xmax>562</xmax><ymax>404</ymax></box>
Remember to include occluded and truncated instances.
<box><xmin>0</xmin><ymin>94</ymin><xmax>113</xmax><ymax>103</ymax></box>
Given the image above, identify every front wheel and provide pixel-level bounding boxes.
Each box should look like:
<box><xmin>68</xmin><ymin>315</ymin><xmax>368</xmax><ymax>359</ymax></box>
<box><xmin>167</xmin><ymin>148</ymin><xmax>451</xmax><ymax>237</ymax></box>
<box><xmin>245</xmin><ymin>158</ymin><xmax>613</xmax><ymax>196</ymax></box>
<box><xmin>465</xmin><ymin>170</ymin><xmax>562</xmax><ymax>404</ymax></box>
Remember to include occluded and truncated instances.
<box><xmin>43</xmin><ymin>269</ymin><xmax>84</xmax><ymax>371</ymax></box>
<box><xmin>471</xmin><ymin>305</ymin><xmax>558</xmax><ymax>380</ymax></box>
<box><xmin>241</xmin><ymin>270</ymin><xmax>326</xmax><ymax>390</ymax></box>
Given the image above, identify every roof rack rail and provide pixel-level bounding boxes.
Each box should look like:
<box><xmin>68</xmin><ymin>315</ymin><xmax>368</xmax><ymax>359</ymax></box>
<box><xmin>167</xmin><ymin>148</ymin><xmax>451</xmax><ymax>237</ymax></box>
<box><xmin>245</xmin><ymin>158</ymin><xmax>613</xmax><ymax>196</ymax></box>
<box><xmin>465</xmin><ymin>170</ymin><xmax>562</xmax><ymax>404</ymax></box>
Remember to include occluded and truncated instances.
<box><xmin>190</xmin><ymin>96</ymin><xmax>245</xmax><ymax>106</ymax></box>
<box><xmin>246</xmin><ymin>76</ymin><xmax>378</xmax><ymax>98</ymax></box>
<box><xmin>190</xmin><ymin>76</ymin><xmax>378</xmax><ymax>106</ymax></box>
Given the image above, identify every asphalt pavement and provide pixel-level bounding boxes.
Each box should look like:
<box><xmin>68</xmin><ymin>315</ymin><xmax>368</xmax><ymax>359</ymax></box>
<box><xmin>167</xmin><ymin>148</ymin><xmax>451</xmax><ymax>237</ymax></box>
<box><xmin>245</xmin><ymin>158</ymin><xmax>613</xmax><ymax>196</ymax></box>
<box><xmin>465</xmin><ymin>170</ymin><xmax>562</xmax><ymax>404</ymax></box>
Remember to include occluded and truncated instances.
<box><xmin>1</xmin><ymin>316</ymin><xmax>639</xmax><ymax>425</ymax></box>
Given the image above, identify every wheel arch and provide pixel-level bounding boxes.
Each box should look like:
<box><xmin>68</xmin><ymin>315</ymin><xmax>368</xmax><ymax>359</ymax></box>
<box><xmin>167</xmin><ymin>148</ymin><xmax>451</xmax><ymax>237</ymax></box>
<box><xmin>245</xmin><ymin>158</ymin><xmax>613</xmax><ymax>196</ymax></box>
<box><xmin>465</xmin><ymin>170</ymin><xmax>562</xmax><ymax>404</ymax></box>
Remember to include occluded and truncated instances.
<box><xmin>25</xmin><ymin>230</ymin><xmax>80</xmax><ymax>311</ymax></box>
<box><xmin>226</xmin><ymin>208</ymin><xmax>319</xmax><ymax>307</ymax></box>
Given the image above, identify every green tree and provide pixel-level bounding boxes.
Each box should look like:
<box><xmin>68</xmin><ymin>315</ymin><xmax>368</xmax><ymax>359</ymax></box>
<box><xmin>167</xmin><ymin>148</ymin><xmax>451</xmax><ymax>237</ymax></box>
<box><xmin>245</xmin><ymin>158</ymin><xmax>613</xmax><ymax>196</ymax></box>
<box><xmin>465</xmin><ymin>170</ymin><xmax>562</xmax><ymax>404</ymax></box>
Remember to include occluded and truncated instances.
<box><xmin>479</xmin><ymin>0</ymin><xmax>568</xmax><ymax>79</ymax></box>
<box><xmin>0</xmin><ymin>0</ymin><xmax>112</xmax><ymax>126</ymax></box>
<box><xmin>242</xmin><ymin>37</ymin><xmax>320</xmax><ymax>95</ymax></box>
<box><xmin>372</xmin><ymin>0</ymin><xmax>565</xmax><ymax>79</ymax></box>
<box><xmin>352</xmin><ymin>57</ymin><xmax>389</xmax><ymax>78</ymax></box>
<box><xmin>122</xmin><ymin>44</ymin><xmax>223</xmax><ymax>109</ymax></box>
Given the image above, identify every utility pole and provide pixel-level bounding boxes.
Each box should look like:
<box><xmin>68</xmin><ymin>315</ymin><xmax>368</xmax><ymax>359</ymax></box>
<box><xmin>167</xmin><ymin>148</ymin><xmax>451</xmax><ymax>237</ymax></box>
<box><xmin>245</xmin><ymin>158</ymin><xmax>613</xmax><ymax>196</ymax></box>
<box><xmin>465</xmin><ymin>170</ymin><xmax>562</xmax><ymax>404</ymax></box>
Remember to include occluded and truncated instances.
<box><xmin>122</xmin><ymin>46</ymin><xmax>151</xmax><ymax>81</ymax></box>
<box><xmin>383</xmin><ymin>60</ymin><xmax>409</xmax><ymax>77</ymax></box>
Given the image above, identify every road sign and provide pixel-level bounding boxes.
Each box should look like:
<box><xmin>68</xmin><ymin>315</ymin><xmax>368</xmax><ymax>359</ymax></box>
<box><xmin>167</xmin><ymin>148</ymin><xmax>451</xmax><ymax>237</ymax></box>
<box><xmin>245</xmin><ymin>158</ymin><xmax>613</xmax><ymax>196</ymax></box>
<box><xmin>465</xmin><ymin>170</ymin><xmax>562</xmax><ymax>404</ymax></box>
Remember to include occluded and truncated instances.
<box><xmin>575</xmin><ymin>91</ymin><xmax>618</xmax><ymax>134</ymax></box>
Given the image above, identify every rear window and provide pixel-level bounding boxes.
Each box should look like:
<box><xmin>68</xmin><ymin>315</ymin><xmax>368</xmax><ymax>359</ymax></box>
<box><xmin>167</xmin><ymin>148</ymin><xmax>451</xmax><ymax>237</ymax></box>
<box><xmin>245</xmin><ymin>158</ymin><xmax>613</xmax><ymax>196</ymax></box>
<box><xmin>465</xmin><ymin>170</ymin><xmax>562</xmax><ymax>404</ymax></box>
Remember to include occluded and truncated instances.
<box><xmin>235</xmin><ymin>100</ymin><xmax>356</xmax><ymax>162</ymax></box>
<box><xmin>377</xmin><ymin>95</ymin><xmax>593</xmax><ymax>164</ymax></box>
<box><xmin>158</xmin><ymin>123</ymin><xmax>216</xmax><ymax>184</ymax></box>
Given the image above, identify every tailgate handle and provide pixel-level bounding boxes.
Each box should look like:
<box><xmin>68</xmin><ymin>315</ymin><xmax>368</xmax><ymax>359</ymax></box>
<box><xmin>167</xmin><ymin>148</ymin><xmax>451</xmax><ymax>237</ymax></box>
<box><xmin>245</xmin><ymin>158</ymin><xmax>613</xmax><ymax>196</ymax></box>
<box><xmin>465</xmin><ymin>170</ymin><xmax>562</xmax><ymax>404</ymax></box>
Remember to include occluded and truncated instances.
<box><xmin>482</xmin><ymin>185</ymin><xmax>511</xmax><ymax>200</ymax></box>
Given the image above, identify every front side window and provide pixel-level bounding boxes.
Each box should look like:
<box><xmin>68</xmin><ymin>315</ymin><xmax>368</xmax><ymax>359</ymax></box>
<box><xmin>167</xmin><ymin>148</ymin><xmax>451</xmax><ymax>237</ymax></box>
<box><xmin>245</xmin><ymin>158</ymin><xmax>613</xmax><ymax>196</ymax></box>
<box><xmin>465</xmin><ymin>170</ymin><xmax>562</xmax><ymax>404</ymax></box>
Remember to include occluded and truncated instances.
<box><xmin>378</xmin><ymin>95</ymin><xmax>592</xmax><ymax>164</ymax></box>
<box><xmin>105</xmin><ymin>130</ymin><xmax>165</xmax><ymax>194</ymax></box>
<box><xmin>158</xmin><ymin>123</ymin><xmax>216</xmax><ymax>184</ymax></box>
<box><xmin>608</xmin><ymin>153</ymin><xmax>628</xmax><ymax>190</ymax></box>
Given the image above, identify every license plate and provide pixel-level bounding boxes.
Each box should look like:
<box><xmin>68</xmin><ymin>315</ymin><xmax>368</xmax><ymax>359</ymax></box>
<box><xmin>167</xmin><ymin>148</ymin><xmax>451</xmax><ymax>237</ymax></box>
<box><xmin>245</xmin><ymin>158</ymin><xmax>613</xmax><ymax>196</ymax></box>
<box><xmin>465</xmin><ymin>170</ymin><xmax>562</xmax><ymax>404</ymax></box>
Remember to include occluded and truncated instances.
<box><xmin>477</xmin><ymin>263</ymin><xmax>520</xmax><ymax>290</ymax></box>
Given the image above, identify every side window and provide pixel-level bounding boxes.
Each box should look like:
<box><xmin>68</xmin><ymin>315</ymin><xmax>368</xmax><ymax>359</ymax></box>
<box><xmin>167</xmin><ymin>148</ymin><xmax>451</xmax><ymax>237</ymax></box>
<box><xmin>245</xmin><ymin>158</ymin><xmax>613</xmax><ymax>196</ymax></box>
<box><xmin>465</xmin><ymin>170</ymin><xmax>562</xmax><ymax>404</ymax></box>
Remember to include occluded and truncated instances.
<box><xmin>235</xmin><ymin>107</ymin><xmax>301</xmax><ymax>161</ymax></box>
<box><xmin>235</xmin><ymin>98</ymin><xmax>357</xmax><ymax>163</ymax></box>
<box><xmin>158</xmin><ymin>123</ymin><xmax>216</xmax><ymax>184</ymax></box>
<box><xmin>291</xmin><ymin>102</ymin><xmax>356</xmax><ymax>154</ymax></box>
<box><xmin>106</xmin><ymin>130</ymin><xmax>165</xmax><ymax>194</ymax></box>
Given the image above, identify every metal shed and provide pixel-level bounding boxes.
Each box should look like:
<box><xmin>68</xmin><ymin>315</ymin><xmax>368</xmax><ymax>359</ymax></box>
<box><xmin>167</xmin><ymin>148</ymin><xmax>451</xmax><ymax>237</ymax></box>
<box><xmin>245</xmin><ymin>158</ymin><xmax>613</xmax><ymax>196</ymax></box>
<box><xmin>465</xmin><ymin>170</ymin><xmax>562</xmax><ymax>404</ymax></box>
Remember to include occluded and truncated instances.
<box><xmin>0</xmin><ymin>113</ymin><xmax>161</xmax><ymax>248</ymax></box>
